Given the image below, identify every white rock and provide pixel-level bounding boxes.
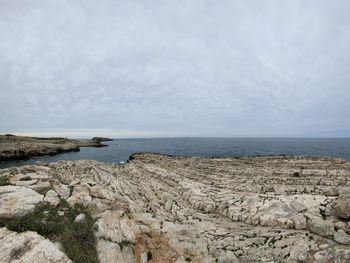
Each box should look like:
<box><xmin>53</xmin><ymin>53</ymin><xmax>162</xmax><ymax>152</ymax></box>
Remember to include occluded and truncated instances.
<box><xmin>217</xmin><ymin>250</ymin><xmax>239</xmax><ymax>263</ymax></box>
<box><xmin>96</xmin><ymin>239</ymin><xmax>135</xmax><ymax>263</ymax></box>
<box><xmin>53</xmin><ymin>242</ymin><xmax>66</xmax><ymax>253</ymax></box>
<box><xmin>314</xmin><ymin>250</ymin><xmax>332</xmax><ymax>263</ymax></box>
<box><xmin>291</xmin><ymin>214</ymin><xmax>306</xmax><ymax>230</ymax></box>
<box><xmin>288</xmin><ymin>244</ymin><xmax>308</xmax><ymax>262</ymax></box>
<box><xmin>334</xmin><ymin>230</ymin><xmax>350</xmax><ymax>245</ymax></box>
<box><xmin>74</xmin><ymin>213</ymin><xmax>86</xmax><ymax>223</ymax></box>
<box><xmin>53</xmin><ymin>184</ymin><xmax>71</xmax><ymax>199</ymax></box>
<box><xmin>308</xmin><ymin>217</ymin><xmax>334</xmax><ymax>238</ymax></box>
<box><xmin>0</xmin><ymin>186</ymin><xmax>43</xmax><ymax>218</ymax></box>
<box><xmin>333</xmin><ymin>198</ymin><xmax>350</xmax><ymax>219</ymax></box>
<box><xmin>0</xmin><ymin>227</ymin><xmax>71</xmax><ymax>263</ymax></box>
<box><xmin>334</xmin><ymin>249</ymin><xmax>350</xmax><ymax>262</ymax></box>
<box><xmin>29</xmin><ymin>181</ymin><xmax>52</xmax><ymax>191</ymax></box>
<box><xmin>44</xmin><ymin>189</ymin><xmax>60</xmax><ymax>206</ymax></box>
<box><xmin>338</xmin><ymin>186</ymin><xmax>350</xmax><ymax>198</ymax></box>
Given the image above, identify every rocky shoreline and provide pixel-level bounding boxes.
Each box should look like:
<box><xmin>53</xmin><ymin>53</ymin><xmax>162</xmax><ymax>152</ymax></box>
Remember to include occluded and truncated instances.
<box><xmin>0</xmin><ymin>135</ymin><xmax>111</xmax><ymax>161</ymax></box>
<box><xmin>0</xmin><ymin>153</ymin><xmax>350</xmax><ymax>262</ymax></box>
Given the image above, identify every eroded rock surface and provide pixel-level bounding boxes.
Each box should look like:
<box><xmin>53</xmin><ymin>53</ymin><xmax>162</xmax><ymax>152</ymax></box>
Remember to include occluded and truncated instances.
<box><xmin>0</xmin><ymin>227</ymin><xmax>71</xmax><ymax>263</ymax></box>
<box><xmin>0</xmin><ymin>186</ymin><xmax>43</xmax><ymax>218</ymax></box>
<box><xmin>0</xmin><ymin>153</ymin><xmax>350</xmax><ymax>262</ymax></box>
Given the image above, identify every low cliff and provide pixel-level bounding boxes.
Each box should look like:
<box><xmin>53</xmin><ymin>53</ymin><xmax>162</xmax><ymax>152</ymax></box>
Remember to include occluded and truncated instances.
<box><xmin>0</xmin><ymin>135</ymin><xmax>108</xmax><ymax>161</ymax></box>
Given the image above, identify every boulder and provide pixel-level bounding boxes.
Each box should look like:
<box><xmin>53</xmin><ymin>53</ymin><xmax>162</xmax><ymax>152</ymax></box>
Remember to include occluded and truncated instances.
<box><xmin>0</xmin><ymin>186</ymin><xmax>43</xmax><ymax>218</ymax></box>
<box><xmin>308</xmin><ymin>217</ymin><xmax>334</xmax><ymax>238</ymax></box>
<box><xmin>0</xmin><ymin>227</ymin><xmax>71</xmax><ymax>262</ymax></box>
<box><xmin>334</xmin><ymin>230</ymin><xmax>350</xmax><ymax>245</ymax></box>
<box><xmin>44</xmin><ymin>189</ymin><xmax>60</xmax><ymax>206</ymax></box>
<box><xmin>74</xmin><ymin>213</ymin><xmax>86</xmax><ymax>224</ymax></box>
<box><xmin>333</xmin><ymin>198</ymin><xmax>350</xmax><ymax>219</ymax></box>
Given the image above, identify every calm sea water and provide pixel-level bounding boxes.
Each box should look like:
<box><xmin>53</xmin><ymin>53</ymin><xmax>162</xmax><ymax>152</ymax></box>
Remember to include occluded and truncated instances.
<box><xmin>1</xmin><ymin>138</ymin><xmax>350</xmax><ymax>169</ymax></box>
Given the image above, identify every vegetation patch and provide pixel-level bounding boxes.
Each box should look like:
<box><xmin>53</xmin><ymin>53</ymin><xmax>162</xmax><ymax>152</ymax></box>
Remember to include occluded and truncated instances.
<box><xmin>0</xmin><ymin>199</ymin><xmax>98</xmax><ymax>263</ymax></box>
<box><xmin>0</xmin><ymin>176</ymin><xmax>11</xmax><ymax>186</ymax></box>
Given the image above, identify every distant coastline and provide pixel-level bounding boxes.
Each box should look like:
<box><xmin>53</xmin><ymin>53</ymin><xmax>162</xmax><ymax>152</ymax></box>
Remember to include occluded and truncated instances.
<box><xmin>0</xmin><ymin>134</ymin><xmax>112</xmax><ymax>162</ymax></box>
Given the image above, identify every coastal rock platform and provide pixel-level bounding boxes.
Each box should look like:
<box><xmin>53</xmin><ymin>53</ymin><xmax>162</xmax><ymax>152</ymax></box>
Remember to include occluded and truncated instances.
<box><xmin>0</xmin><ymin>153</ymin><xmax>350</xmax><ymax>262</ymax></box>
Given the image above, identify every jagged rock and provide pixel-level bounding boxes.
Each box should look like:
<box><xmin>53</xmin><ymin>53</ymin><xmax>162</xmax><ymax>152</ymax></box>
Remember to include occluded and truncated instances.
<box><xmin>314</xmin><ymin>250</ymin><xmax>333</xmax><ymax>262</ymax></box>
<box><xmin>0</xmin><ymin>154</ymin><xmax>350</xmax><ymax>261</ymax></box>
<box><xmin>334</xmin><ymin>230</ymin><xmax>350</xmax><ymax>245</ymax></box>
<box><xmin>74</xmin><ymin>213</ymin><xmax>86</xmax><ymax>223</ymax></box>
<box><xmin>334</xmin><ymin>249</ymin><xmax>350</xmax><ymax>262</ymax></box>
<box><xmin>288</xmin><ymin>243</ymin><xmax>309</xmax><ymax>262</ymax></box>
<box><xmin>96</xmin><ymin>239</ymin><xmax>134</xmax><ymax>263</ymax></box>
<box><xmin>0</xmin><ymin>227</ymin><xmax>71</xmax><ymax>262</ymax></box>
<box><xmin>53</xmin><ymin>183</ymin><xmax>71</xmax><ymax>199</ymax></box>
<box><xmin>333</xmin><ymin>198</ymin><xmax>350</xmax><ymax>219</ymax></box>
<box><xmin>217</xmin><ymin>250</ymin><xmax>239</xmax><ymax>263</ymax></box>
<box><xmin>0</xmin><ymin>185</ymin><xmax>43</xmax><ymax>218</ymax></box>
<box><xmin>308</xmin><ymin>217</ymin><xmax>334</xmax><ymax>237</ymax></box>
<box><xmin>44</xmin><ymin>189</ymin><xmax>60</xmax><ymax>206</ymax></box>
<box><xmin>338</xmin><ymin>186</ymin><xmax>350</xmax><ymax>198</ymax></box>
<box><xmin>335</xmin><ymin>221</ymin><xmax>349</xmax><ymax>232</ymax></box>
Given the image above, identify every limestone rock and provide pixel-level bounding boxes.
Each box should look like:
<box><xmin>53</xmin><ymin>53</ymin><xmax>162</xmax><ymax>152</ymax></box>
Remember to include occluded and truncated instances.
<box><xmin>333</xmin><ymin>198</ymin><xmax>350</xmax><ymax>219</ymax></box>
<box><xmin>0</xmin><ymin>186</ymin><xmax>43</xmax><ymax>218</ymax></box>
<box><xmin>1</xmin><ymin>154</ymin><xmax>350</xmax><ymax>262</ymax></box>
<box><xmin>44</xmin><ymin>189</ymin><xmax>60</xmax><ymax>206</ymax></box>
<box><xmin>74</xmin><ymin>213</ymin><xmax>86</xmax><ymax>223</ymax></box>
<box><xmin>334</xmin><ymin>249</ymin><xmax>350</xmax><ymax>262</ymax></box>
<box><xmin>53</xmin><ymin>183</ymin><xmax>71</xmax><ymax>199</ymax></box>
<box><xmin>334</xmin><ymin>230</ymin><xmax>350</xmax><ymax>245</ymax></box>
<box><xmin>308</xmin><ymin>217</ymin><xmax>334</xmax><ymax>238</ymax></box>
<box><xmin>314</xmin><ymin>250</ymin><xmax>333</xmax><ymax>263</ymax></box>
<box><xmin>0</xmin><ymin>227</ymin><xmax>71</xmax><ymax>263</ymax></box>
<box><xmin>338</xmin><ymin>186</ymin><xmax>350</xmax><ymax>198</ymax></box>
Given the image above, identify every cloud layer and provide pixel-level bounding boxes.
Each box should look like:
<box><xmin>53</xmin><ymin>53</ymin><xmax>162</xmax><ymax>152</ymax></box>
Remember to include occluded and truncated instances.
<box><xmin>1</xmin><ymin>0</ymin><xmax>350</xmax><ymax>137</ymax></box>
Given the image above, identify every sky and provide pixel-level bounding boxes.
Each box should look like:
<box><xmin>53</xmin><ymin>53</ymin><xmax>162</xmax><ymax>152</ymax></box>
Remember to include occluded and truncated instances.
<box><xmin>0</xmin><ymin>0</ymin><xmax>349</xmax><ymax>138</ymax></box>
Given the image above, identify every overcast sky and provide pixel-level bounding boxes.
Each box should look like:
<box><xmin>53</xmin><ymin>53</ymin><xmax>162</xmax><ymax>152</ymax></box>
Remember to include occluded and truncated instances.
<box><xmin>0</xmin><ymin>0</ymin><xmax>349</xmax><ymax>138</ymax></box>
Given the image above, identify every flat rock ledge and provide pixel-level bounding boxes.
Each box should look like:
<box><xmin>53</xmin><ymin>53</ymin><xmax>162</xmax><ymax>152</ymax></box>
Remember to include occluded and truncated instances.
<box><xmin>1</xmin><ymin>153</ymin><xmax>350</xmax><ymax>262</ymax></box>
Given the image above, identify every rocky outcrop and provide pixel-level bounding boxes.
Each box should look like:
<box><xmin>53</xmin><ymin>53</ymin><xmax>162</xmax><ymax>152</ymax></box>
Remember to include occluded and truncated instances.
<box><xmin>0</xmin><ymin>135</ymin><xmax>108</xmax><ymax>161</ymax></box>
<box><xmin>0</xmin><ymin>153</ymin><xmax>350</xmax><ymax>262</ymax></box>
<box><xmin>0</xmin><ymin>227</ymin><xmax>71</xmax><ymax>262</ymax></box>
<box><xmin>0</xmin><ymin>186</ymin><xmax>43</xmax><ymax>218</ymax></box>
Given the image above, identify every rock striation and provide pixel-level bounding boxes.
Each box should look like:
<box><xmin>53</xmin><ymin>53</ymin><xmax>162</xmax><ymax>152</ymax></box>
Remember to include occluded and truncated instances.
<box><xmin>0</xmin><ymin>153</ymin><xmax>350</xmax><ymax>262</ymax></box>
<box><xmin>0</xmin><ymin>135</ymin><xmax>108</xmax><ymax>161</ymax></box>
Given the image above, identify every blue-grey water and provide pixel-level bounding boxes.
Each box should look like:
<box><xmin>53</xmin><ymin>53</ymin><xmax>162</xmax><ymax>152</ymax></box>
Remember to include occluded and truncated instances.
<box><xmin>1</xmin><ymin>138</ymin><xmax>350</xmax><ymax>169</ymax></box>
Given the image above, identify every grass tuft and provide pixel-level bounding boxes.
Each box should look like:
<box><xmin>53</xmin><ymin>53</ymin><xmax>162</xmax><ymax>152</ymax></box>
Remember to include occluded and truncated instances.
<box><xmin>0</xmin><ymin>176</ymin><xmax>11</xmax><ymax>186</ymax></box>
<box><xmin>0</xmin><ymin>199</ymin><xmax>98</xmax><ymax>263</ymax></box>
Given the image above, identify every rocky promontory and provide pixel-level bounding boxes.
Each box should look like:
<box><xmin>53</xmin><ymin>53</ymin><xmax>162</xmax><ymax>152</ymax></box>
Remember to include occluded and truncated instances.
<box><xmin>1</xmin><ymin>153</ymin><xmax>350</xmax><ymax>262</ymax></box>
<box><xmin>92</xmin><ymin>137</ymin><xmax>114</xmax><ymax>142</ymax></box>
<box><xmin>0</xmin><ymin>135</ymin><xmax>110</xmax><ymax>161</ymax></box>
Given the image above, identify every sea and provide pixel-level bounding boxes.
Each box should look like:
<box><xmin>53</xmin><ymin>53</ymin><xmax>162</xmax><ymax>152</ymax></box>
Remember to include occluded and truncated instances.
<box><xmin>1</xmin><ymin>138</ymin><xmax>350</xmax><ymax>169</ymax></box>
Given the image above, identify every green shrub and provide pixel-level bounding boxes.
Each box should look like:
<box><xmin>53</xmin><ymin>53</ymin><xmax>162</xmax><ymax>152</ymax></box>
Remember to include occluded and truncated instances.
<box><xmin>0</xmin><ymin>176</ymin><xmax>11</xmax><ymax>186</ymax></box>
<box><xmin>0</xmin><ymin>200</ymin><xmax>98</xmax><ymax>263</ymax></box>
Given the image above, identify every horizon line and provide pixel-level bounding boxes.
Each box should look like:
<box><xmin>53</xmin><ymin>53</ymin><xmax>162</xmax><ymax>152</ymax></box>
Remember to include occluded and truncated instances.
<box><xmin>1</xmin><ymin>133</ymin><xmax>349</xmax><ymax>140</ymax></box>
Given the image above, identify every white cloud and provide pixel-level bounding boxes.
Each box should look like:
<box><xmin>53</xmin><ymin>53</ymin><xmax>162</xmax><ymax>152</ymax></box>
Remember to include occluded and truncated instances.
<box><xmin>0</xmin><ymin>0</ymin><xmax>349</xmax><ymax>137</ymax></box>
